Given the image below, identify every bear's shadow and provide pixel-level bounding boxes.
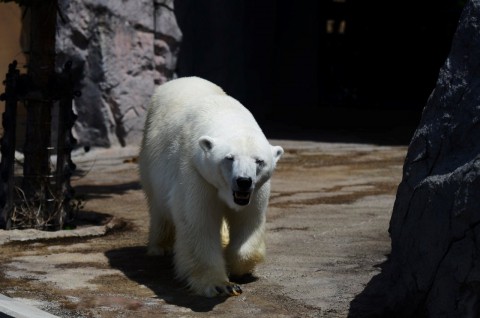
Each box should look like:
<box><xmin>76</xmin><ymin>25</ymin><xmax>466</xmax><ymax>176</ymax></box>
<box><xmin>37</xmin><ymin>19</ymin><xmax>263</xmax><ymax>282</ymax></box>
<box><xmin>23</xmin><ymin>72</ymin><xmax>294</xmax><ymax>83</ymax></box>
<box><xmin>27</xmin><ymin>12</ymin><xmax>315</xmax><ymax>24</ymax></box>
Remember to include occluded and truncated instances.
<box><xmin>105</xmin><ymin>246</ymin><xmax>256</xmax><ymax>312</ymax></box>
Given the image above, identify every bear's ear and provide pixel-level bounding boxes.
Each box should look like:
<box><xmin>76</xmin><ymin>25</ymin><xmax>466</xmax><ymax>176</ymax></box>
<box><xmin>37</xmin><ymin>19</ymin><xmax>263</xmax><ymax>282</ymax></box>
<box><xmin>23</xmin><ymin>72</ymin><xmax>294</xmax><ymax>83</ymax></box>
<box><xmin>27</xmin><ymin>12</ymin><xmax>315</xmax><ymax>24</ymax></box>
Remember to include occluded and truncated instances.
<box><xmin>199</xmin><ymin>136</ymin><xmax>216</xmax><ymax>152</ymax></box>
<box><xmin>271</xmin><ymin>145</ymin><xmax>284</xmax><ymax>164</ymax></box>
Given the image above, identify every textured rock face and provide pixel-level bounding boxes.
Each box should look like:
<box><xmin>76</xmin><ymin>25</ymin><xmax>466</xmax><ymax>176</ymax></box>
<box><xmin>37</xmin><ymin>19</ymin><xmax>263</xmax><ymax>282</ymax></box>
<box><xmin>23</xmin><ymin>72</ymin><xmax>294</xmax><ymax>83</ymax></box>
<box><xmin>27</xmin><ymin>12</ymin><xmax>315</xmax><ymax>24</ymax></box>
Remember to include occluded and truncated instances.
<box><xmin>350</xmin><ymin>1</ymin><xmax>480</xmax><ymax>317</ymax></box>
<box><xmin>56</xmin><ymin>0</ymin><xmax>181</xmax><ymax>147</ymax></box>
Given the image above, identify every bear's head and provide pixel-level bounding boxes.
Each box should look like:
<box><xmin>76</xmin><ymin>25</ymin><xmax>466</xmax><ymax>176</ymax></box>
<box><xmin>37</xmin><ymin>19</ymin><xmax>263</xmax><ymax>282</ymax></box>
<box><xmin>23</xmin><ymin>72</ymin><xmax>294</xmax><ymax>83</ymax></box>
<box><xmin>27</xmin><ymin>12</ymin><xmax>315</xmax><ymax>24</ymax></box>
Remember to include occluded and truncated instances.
<box><xmin>196</xmin><ymin>134</ymin><xmax>283</xmax><ymax>211</ymax></box>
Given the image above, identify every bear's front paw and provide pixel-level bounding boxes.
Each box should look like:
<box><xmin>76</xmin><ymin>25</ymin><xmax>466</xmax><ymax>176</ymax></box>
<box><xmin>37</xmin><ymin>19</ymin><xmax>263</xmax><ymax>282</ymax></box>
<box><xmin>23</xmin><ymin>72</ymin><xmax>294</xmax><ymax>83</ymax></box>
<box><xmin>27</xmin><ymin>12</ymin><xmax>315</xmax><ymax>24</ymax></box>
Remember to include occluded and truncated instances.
<box><xmin>194</xmin><ymin>281</ymin><xmax>242</xmax><ymax>297</ymax></box>
<box><xmin>215</xmin><ymin>282</ymin><xmax>243</xmax><ymax>297</ymax></box>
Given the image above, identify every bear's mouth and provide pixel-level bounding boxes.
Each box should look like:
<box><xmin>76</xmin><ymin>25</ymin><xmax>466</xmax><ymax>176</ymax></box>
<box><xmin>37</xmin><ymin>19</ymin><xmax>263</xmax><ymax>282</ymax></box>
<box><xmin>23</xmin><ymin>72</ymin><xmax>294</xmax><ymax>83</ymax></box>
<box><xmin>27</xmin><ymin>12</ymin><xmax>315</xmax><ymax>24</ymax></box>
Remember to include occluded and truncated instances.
<box><xmin>233</xmin><ymin>191</ymin><xmax>251</xmax><ymax>206</ymax></box>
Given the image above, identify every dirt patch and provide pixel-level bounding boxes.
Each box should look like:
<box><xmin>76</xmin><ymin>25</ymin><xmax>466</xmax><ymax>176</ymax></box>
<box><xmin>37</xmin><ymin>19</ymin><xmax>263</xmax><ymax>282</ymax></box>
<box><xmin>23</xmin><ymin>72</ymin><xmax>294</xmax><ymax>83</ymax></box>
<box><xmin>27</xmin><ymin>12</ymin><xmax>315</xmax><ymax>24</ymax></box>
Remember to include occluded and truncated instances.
<box><xmin>270</xmin><ymin>182</ymin><xmax>398</xmax><ymax>208</ymax></box>
<box><xmin>277</xmin><ymin>148</ymin><xmax>405</xmax><ymax>171</ymax></box>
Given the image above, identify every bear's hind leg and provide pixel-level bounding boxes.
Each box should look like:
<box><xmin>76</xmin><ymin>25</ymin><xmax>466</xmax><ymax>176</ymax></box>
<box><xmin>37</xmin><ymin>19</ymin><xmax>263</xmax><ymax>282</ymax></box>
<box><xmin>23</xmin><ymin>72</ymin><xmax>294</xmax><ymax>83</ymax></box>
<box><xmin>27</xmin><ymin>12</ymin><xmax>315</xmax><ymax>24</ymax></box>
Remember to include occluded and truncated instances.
<box><xmin>147</xmin><ymin>198</ymin><xmax>175</xmax><ymax>256</ymax></box>
<box><xmin>147</xmin><ymin>216</ymin><xmax>175</xmax><ymax>256</ymax></box>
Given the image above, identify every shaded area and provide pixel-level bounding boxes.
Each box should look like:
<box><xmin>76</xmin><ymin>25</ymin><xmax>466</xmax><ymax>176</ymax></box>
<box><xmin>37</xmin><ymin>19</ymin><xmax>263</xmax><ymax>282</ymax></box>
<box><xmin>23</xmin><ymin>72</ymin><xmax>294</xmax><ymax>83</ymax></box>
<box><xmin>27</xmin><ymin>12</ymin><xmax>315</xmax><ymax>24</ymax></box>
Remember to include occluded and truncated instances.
<box><xmin>174</xmin><ymin>0</ymin><xmax>464</xmax><ymax>137</ymax></box>
<box><xmin>261</xmin><ymin>117</ymin><xmax>418</xmax><ymax>146</ymax></box>
<box><xmin>349</xmin><ymin>0</ymin><xmax>480</xmax><ymax>316</ymax></box>
<box><xmin>348</xmin><ymin>258</ymin><xmax>397</xmax><ymax>318</ymax></box>
<box><xmin>73</xmin><ymin>210</ymin><xmax>115</xmax><ymax>227</ymax></box>
<box><xmin>73</xmin><ymin>182</ymin><xmax>141</xmax><ymax>200</ymax></box>
<box><xmin>105</xmin><ymin>246</ymin><xmax>249</xmax><ymax>312</ymax></box>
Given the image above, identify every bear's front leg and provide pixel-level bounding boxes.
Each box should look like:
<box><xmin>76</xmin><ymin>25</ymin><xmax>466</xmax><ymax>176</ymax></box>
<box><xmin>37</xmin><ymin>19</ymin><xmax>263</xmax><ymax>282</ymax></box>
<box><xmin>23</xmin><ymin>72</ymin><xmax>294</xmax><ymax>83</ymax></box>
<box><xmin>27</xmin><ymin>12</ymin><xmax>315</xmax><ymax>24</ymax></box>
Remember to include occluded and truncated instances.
<box><xmin>172</xmin><ymin>201</ymin><xmax>242</xmax><ymax>297</ymax></box>
<box><xmin>225</xmin><ymin>205</ymin><xmax>267</xmax><ymax>277</ymax></box>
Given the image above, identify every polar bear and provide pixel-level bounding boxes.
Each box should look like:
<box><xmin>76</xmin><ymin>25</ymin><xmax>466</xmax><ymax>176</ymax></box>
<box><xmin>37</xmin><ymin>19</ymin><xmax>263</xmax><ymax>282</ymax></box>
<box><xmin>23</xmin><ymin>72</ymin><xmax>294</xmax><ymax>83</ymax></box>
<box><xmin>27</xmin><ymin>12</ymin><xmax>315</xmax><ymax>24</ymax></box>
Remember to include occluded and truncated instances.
<box><xmin>138</xmin><ymin>76</ymin><xmax>283</xmax><ymax>297</ymax></box>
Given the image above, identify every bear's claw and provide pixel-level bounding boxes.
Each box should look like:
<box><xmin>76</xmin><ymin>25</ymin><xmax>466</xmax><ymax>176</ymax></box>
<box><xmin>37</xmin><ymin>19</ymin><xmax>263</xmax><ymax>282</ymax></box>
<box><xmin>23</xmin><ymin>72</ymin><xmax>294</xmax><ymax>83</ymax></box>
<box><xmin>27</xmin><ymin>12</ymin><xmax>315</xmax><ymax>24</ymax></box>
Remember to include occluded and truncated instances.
<box><xmin>227</xmin><ymin>284</ymin><xmax>243</xmax><ymax>296</ymax></box>
<box><xmin>215</xmin><ymin>283</ymin><xmax>242</xmax><ymax>296</ymax></box>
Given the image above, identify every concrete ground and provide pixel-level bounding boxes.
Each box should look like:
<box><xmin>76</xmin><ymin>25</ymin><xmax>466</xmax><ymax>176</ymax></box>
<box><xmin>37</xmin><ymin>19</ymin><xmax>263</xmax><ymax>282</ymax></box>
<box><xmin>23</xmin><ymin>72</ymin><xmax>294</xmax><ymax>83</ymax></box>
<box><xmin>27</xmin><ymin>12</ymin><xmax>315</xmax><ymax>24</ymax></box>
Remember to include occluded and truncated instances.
<box><xmin>0</xmin><ymin>138</ymin><xmax>407</xmax><ymax>317</ymax></box>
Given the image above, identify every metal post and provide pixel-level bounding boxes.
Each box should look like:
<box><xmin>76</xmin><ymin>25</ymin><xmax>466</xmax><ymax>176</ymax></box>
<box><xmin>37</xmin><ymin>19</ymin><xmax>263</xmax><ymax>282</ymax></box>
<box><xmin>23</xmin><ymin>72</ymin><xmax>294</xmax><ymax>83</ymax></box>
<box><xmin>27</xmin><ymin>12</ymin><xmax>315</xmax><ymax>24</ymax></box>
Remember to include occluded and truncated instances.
<box><xmin>54</xmin><ymin>60</ymin><xmax>78</xmax><ymax>229</ymax></box>
<box><xmin>0</xmin><ymin>61</ymin><xmax>19</xmax><ymax>229</ymax></box>
<box><xmin>22</xmin><ymin>0</ymin><xmax>57</xmax><ymax>229</ymax></box>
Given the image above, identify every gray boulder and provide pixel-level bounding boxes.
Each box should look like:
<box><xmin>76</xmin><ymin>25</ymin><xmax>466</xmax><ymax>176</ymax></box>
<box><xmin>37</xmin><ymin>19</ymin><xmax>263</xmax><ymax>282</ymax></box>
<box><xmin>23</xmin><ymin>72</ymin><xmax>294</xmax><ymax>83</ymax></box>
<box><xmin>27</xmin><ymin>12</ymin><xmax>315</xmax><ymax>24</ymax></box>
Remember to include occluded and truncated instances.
<box><xmin>56</xmin><ymin>0</ymin><xmax>181</xmax><ymax>147</ymax></box>
<box><xmin>350</xmin><ymin>0</ymin><xmax>480</xmax><ymax>317</ymax></box>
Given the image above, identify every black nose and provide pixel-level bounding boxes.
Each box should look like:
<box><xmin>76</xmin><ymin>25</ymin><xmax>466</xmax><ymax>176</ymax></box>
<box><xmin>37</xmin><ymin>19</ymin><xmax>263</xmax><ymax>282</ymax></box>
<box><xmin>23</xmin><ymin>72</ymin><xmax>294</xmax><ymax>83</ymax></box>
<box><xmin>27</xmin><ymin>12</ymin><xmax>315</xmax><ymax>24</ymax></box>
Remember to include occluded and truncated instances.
<box><xmin>236</xmin><ymin>177</ymin><xmax>252</xmax><ymax>190</ymax></box>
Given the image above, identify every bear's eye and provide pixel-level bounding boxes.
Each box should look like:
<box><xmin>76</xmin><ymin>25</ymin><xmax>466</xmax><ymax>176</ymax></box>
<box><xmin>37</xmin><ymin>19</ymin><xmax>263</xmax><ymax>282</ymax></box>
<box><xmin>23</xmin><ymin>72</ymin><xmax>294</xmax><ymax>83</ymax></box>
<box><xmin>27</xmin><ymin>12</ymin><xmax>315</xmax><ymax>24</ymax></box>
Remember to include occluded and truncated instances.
<box><xmin>225</xmin><ymin>155</ymin><xmax>234</xmax><ymax>161</ymax></box>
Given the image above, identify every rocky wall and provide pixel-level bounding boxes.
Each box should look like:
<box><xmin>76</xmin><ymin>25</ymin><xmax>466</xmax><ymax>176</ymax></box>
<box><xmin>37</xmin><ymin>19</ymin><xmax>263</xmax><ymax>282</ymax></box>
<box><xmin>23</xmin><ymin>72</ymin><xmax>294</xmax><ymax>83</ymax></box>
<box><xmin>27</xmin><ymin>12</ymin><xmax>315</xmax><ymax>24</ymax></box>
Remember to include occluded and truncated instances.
<box><xmin>350</xmin><ymin>0</ymin><xmax>480</xmax><ymax>317</ymax></box>
<box><xmin>56</xmin><ymin>0</ymin><xmax>181</xmax><ymax>147</ymax></box>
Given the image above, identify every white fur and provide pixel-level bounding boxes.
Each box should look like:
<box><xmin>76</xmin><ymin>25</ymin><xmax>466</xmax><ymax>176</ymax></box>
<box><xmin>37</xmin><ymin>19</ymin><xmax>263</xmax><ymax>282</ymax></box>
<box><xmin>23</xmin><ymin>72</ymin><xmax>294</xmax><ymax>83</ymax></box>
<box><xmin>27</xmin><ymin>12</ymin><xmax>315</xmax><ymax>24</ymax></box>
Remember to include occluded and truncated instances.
<box><xmin>139</xmin><ymin>77</ymin><xmax>283</xmax><ymax>297</ymax></box>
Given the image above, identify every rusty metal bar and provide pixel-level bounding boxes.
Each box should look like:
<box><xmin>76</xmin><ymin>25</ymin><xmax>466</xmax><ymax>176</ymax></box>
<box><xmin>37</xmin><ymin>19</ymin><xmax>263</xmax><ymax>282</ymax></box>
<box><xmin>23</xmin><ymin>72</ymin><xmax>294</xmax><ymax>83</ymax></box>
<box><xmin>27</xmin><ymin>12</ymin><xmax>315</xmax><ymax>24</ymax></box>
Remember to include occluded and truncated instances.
<box><xmin>54</xmin><ymin>60</ymin><xmax>78</xmax><ymax>229</ymax></box>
